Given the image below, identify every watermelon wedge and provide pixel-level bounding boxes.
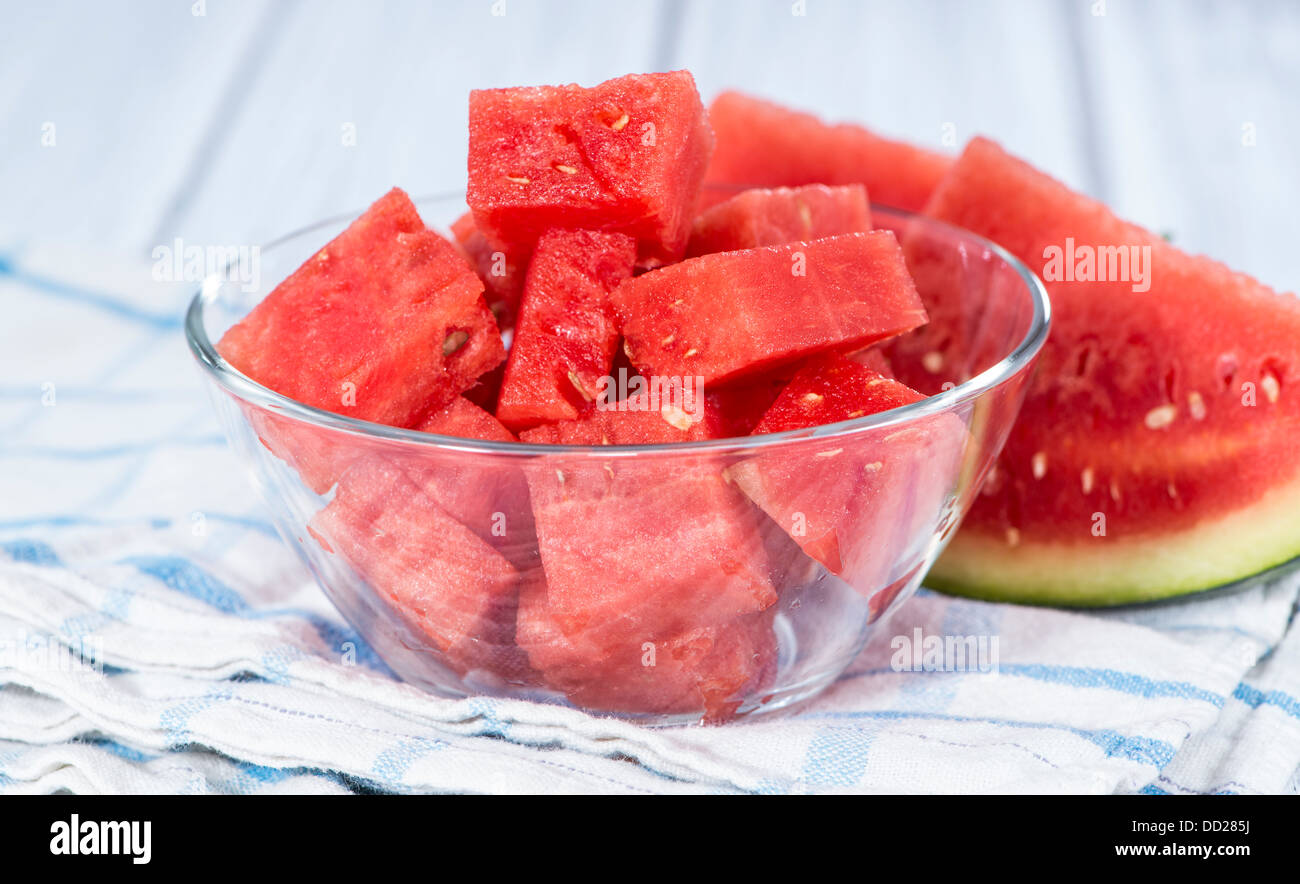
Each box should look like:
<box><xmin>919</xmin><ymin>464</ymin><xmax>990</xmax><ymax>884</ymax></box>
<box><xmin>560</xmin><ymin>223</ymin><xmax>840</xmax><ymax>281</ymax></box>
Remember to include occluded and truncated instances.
<box><xmin>309</xmin><ymin>459</ymin><xmax>522</xmax><ymax>677</ymax></box>
<box><xmin>518</xmin><ymin>399</ymin><xmax>777</xmax><ymax>656</ymax></box>
<box><xmin>468</xmin><ymin>71</ymin><xmax>713</xmax><ymax>265</ymax></box>
<box><xmin>686</xmin><ymin>183</ymin><xmax>872</xmax><ymax>257</ymax></box>
<box><xmin>704</xmin><ymin>91</ymin><xmax>952</xmax><ymax>213</ymax></box>
<box><xmin>495</xmin><ymin>229</ymin><xmax>637</xmax><ymax>431</ymax></box>
<box><xmin>922</xmin><ymin>137</ymin><xmax>1300</xmax><ymax>604</ymax></box>
<box><xmin>612</xmin><ymin>231</ymin><xmax>928</xmax><ymax>387</ymax></box>
<box><xmin>729</xmin><ymin>353</ymin><xmax>964</xmax><ymax>592</ymax></box>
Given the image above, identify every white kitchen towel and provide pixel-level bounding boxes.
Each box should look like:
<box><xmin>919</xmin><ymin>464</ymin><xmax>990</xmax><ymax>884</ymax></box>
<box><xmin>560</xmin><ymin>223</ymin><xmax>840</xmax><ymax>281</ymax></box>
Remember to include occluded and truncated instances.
<box><xmin>2</xmin><ymin>244</ymin><xmax>1299</xmax><ymax>795</ymax></box>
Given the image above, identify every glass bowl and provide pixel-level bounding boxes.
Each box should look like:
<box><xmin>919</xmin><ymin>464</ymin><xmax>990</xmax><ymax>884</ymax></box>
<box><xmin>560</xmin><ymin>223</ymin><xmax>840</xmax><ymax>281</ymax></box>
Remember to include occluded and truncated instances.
<box><xmin>184</xmin><ymin>195</ymin><xmax>1051</xmax><ymax>725</ymax></box>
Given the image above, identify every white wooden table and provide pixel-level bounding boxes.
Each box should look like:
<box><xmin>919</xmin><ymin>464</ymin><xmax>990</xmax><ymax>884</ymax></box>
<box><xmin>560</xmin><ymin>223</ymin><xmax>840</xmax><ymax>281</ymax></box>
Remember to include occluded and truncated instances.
<box><xmin>3</xmin><ymin>0</ymin><xmax>1295</xmax><ymax>292</ymax></box>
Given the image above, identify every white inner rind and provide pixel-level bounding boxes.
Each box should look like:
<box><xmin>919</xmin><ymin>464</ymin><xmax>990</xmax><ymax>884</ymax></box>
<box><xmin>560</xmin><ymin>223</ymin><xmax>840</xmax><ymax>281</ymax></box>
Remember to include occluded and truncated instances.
<box><xmin>927</xmin><ymin>466</ymin><xmax>1300</xmax><ymax>606</ymax></box>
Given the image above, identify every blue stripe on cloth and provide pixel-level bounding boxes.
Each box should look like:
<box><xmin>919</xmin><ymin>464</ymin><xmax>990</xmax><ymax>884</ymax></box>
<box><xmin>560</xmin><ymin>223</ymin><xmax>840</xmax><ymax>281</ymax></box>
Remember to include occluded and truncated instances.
<box><xmin>123</xmin><ymin>555</ymin><xmax>250</xmax><ymax>614</ymax></box>
<box><xmin>995</xmin><ymin>664</ymin><xmax>1224</xmax><ymax>707</ymax></box>
<box><xmin>2</xmin><ymin>538</ymin><xmax>63</xmax><ymax>567</ymax></box>
<box><xmin>370</xmin><ymin>737</ymin><xmax>447</xmax><ymax>783</ymax></box>
<box><xmin>1232</xmin><ymin>682</ymin><xmax>1300</xmax><ymax>720</ymax></box>
<box><xmin>0</xmin><ymin>254</ymin><xmax>182</xmax><ymax>330</ymax></box>
<box><xmin>801</xmin><ymin>727</ymin><xmax>873</xmax><ymax>788</ymax></box>
<box><xmin>1139</xmin><ymin>783</ymin><xmax>1168</xmax><ymax>795</ymax></box>
<box><xmin>807</xmin><ymin>709</ymin><xmax>1178</xmax><ymax>767</ymax></box>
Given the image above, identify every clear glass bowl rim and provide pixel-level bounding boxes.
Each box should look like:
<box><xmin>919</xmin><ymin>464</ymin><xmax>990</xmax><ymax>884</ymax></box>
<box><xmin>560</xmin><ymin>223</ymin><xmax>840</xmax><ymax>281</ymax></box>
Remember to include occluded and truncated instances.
<box><xmin>184</xmin><ymin>194</ymin><xmax>1052</xmax><ymax>458</ymax></box>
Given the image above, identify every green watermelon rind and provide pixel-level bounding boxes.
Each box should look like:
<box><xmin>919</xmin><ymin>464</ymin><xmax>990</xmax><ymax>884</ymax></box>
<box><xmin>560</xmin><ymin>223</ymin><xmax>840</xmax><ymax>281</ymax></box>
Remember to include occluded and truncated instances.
<box><xmin>927</xmin><ymin>470</ymin><xmax>1300</xmax><ymax>607</ymax></box>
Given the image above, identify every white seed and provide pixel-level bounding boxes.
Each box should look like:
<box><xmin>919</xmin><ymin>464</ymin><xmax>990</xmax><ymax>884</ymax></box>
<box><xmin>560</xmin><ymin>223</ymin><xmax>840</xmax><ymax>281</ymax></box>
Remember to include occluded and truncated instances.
<box><xmin>863</xmin><ymin>461</ymin><xmax>883</xmax><ymax>472</ymax></box>
<box><xmin>814</xmin><ymin>448</ymin><xmax>843</xmax><ymax>458</ymax></box>
<box><xmin>1261</xmin><ymin>371</ymin><xmax>1280</xmax><ymax>403</ymax></box>
<box><xmin>567</xmin><ymin>370</ymin><xmax>593</xmax><ymax>402</ymax></box>
<box><xmin>1005</xmin><ymin>527</ymin><xmax>1021</xmax><ymax>548</ymax></box>
<box><xmin>922</xmin><ymin>351</ymin><xmax>944</xmax><ymax>374</ymax></box>
<box><xmin>661</xmin><ymin>333</ymin><xmax>675</xmax><ymax>347</ymax></box>
<box><xmin>660</xmin><ymin>405</ymin><xmax>695</xmax><ymax>430</ymax></box>
<box><xmin>1031</xmin><ymin>451</ymin><xmax>1047</xmax><ymax>480</ymax></box>
<box><xmin>1109</xmin><ymin>480</ymin><xmax>1121</xmax><ymax>502</ymax></box>
<box><xmin>1187</xmin><ymin>391</ymin><xmax>1207</xmax><ymax>420</ymax></box>
<box><xmin>603</xmin><ymin>463</ymin><xmax>615</xmax><ymax>479</ymax></box>
<box><xmin>555</xmin><ymin>469</ymin><xmax>566</xmax><ymax>485</ymax></box>
<box><xmin>684</xmin><ymin>348</ymin><xmax>699</xmax><ymax>358</ymax></box>
<box><xmin>609</xmin><ymin>112</ymin><xmax>629</xmax><ymax>132</ymax></box>
<box><xmin>1081</xmin><ymin>467</ymin><xmax>1095</xmax><ymax>494</ymax></box>
<box><xmin>1167</xmin><ymin>482</ymin><xmax>1179</xmax><ymax>499</ymax></box>
<box><xmin>505</xmin><ymin>175</ymin><xmax>530</xmax><ymax>185</ymax></box>
<box><xmin>554</xmin><ymin>163</ymin><xmax>579</xmax><ymax>175</ymax></box>
<box><xmin>442</xmin><ymin>330</ymin><xmax>469</xmax><ymax>357</ymax></box>
<box><xmin>1144</xmin><ymin>404</ymin><xmax>1178</xmax><ymax>429</ymax></box>
<box><xmin>801</xmin><ymin>392</ymin><xmax>825</xmax><ymax>405</ymax></box>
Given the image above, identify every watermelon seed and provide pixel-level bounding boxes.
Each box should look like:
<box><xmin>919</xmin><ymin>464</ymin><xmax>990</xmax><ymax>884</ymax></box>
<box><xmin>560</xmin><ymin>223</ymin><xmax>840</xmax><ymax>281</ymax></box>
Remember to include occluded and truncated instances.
<box><xmin>567</xmin><ymin>371</ymin><xmax>594</xmax><ymax>402</ymax></box>
<box><xmin>660</xmin><ymin>404</ymin><xmax>696</xmax><ymax>430</ymax></box>
<box><xmin>442</xmin><ymin>330</ymin><xmax>469</xmax><ymax>357</ymax></box>
<box><xmin>1167</xmin><ymin>482</ymin><xmax>1179</xmax><ymax>500</ymax></box>
<box><xmin>608</xmin><ymin>112</ymin><xmax>630</xmax><ymax>132</ymax></box>
<box><xmin>1143</xmin><ymin>404</ymin><xmax>1178</xmax><ymax>430</ymax></box>
<box><xmin>505</xmin><ymin>175</ymin><xmax>530</xmax><ymax>185</ymax></box>
<box><xmin>801</xmin><ymin>392</ymin><xmax>825</xmax><ymax>404</ymax></box>
<box><xmin>1110</xmin><ymin>480</ymin><xmax>1122</xmax><ymax>503</ymax></box>
<box><xmin>864</xmin><ymin>461</ymin><xmax>883</xmax><ymax>472</ymax></box>
<box><xmin>922</xmin><ymin>351</ymin><xmax>944</xmax><ymax>374</ymax></box>
<box><xmin>684</xmin><ymin>348</ymin><xmax>699</xmax><ymax>358</ymax></box>
<box><xmin>1005</xmin><ymin>527</ymin><xmax>1021</xmax><ymax>548</ymax></box>
<box><xmin>814</xmin><ymin>447</ymin><xmax>842</xmax><ymax>458</ymax></box>
<box><xmin>1031</xmin><ymin>452</ymin><xmax>1047</xmax><ymax>480</ymax></box>
<box><xmin>1081</xmin><ymin>468</ymin><xmax>1095</xmax><ymax>494</ymax></box>
<box><xmin>1261</xmin><ymin>371</ymin><xmax>1280</xmax><ymax>403</ymax></box>
<box><xmin>1187</xmin><ymin>391</ymin><xmax>1207</xmax><ymax>421</ymax></box>
<box><xmin>661</xmin><ymin>333</ymin><xmax>676</xmax><ymax>346</ymax></box>
<box><xmin>555</xmin><ymin>469</ymin><xmax>566</xmax><ymax>485</ymax></box>
<box><xmin>553</xmin><ymin>163</ymin><xmax>579</xmax><ymax>175</ymax></box>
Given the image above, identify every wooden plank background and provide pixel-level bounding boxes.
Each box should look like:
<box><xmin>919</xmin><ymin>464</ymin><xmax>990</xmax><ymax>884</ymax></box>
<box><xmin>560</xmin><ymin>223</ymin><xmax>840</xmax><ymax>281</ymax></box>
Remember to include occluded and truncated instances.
<box><xmin>2</xmin><ymin>0</ymin><xmax>1295</xmax><ymax>291</ymax></box>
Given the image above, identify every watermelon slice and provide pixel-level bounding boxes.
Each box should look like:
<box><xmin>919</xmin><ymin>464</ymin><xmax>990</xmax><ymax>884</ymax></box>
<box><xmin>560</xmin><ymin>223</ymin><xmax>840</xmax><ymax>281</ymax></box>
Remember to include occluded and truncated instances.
<box><xmin>922</xmin><ymin>137</ymin><xmax>1300</xmax><ymax>604</ymax></box>
<box><xmin>219</xmin><ymin>188</ymin><xmax>504</xmax><ymax>429</ymax></box>
<box><xmin>518</xmin><ymin>398</ymin><xmax>777</xmax><ymax>657</ymax></box>
<box><xmin>451</xmin><ymin>211</ymin><xmax>527</xmax><ymax>326</ymax></box>
<box><xmin>467</xmin><ymin>71</ymin><xmax>713</xmax><ymax>265</ymax></box>
<box><xmin>516</xmin><ymin>576</ymin><xmax>776</xmax><ymax>722</ymax></box>
<box><xmin>704</xmin><ymin>91</ymin><xmax>952</xmax><ymax>213</ymax></box>
<box><xmin>612</xmin><ymin>231</ymin><xmax>927</xmax><ymax>387</ymax></box>
<box><xmin>309</xmin><ymin>459</ymin><xmax>521</xmax><ymax>676</ymax></box>
<box><xmin>495</xmin><ymin>229</ymin><xmax>637</xmax><ymax>431</ymax></box>
<box><xmin>729</xmin><ymin>353</ymin><xmax>963</xmax><ymax>593</ymax></box>
<box><xmin>686</xmin><ymin>183</ymin><xmax>872</xmax><ymax>257</ymax></box>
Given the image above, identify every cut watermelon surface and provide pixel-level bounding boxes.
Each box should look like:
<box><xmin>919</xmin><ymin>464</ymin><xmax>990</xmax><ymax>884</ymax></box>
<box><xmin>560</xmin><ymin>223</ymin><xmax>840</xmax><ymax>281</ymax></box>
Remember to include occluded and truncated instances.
<box><xmin>686</xmin><ymin>183</ymin><xmax>872</xmax><ymax>257</ymax></box>
<box><xmin>309</xmin><ymin>459</ymin><xmax>522</xmax><ymax>677</ymax></box>
<box><xmin>495</xmin><ymin>229</ymin><xmax>637</xmax><ymax>431</ymax></box>
<box><xmin>612</xmin><ymin>231</ymin><xmax>928</xmax><ymax>386</ymax></box>
<box><xmin>704</xmin><ymin>91</ymin><xmax>952</xmax><ymax>213</ymax></box>
<box><xmin>468</xmin><ymin>71</ymin><xmax>713</xmax><ymax>265</ymax></box>
<box><xmin>729</xmin><ymin>353</ymin><xmax>963</xmax><ymax>592</ymax></box>
<box><xmin>451</xmin><ymin>211</ymin><xmax>527</xmax><ymax>326</ymax></box>
<box><xmin>219</xmin><ymin>188</ymin><xmax>504</xmax><ymax>429</ymax></box>
<box><xmin>518</xmin><ymin>400</ymin><xmax>777</xmax><ymax>648</ymax></box>
<box><xmin>922</xmin><ymin>137</ymin><xmax>1300</xmax><ymax>604</ymax></box>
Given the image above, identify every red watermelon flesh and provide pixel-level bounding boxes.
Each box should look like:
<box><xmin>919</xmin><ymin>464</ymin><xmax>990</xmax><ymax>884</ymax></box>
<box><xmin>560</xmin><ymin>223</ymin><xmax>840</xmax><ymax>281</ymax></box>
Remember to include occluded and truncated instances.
<box><xmin>704</xmin><ymin>370</ymin><xmax>791</xmax><ymax>438</ymax></box>
<box><xmin>495</xmin><ymin>229</ymin><xmax>637</xmax><ymax>431</ymax></box>
<box><xmin>451</xmin><ymin>211</ymin><xmax>527</xmax><ymax>327</ymax></box>
<box><xmin>410</xmin><ymin>397</ymin><xmax>536</xmax><ymax>569</ymax></box>
<box><xmin>219</xmin><ymin>188</ymin><xmax>504</xmax><ymax>429</ymax></box>
<box><xmin>518</xmin><ymin>397</ymin><xmax>777</xmax><ymax>655</ymax></box>
<box><xmin>309</xmin><ymin>459</ymin><xmax>522</xmax><ymax>677</ymax></box>
<box><xmin>516</xmin><ymin>576</ymin><xmax>776</xmax><ymax>722</ymax></box>
<box><xmin>467</xmin><ymin>71</ymin><xmax>714</xmax><ymax>266</ymax></box>
<box><xmin>923</xmin><ymin>137</ymin><xmax>1300</xmax><ymax>603</ymax></box>
<box><xmin>686</xmin><ymin>183</ymin><xmax>872</xmax><ymax>257</ymax></box>
<box><xmin>729</xmin><ymin>353</ymin><xmax>965</xmax><ymax>591</ymax></box>
<box><xmin>612</xmin><ymin>231</ymin><xmax>928</xmax><ymax>387</ymax></box>
<box><xmin>704</xmin><ymin>91</ymin><xmax>952</xmax><ymax>213</ymax></box>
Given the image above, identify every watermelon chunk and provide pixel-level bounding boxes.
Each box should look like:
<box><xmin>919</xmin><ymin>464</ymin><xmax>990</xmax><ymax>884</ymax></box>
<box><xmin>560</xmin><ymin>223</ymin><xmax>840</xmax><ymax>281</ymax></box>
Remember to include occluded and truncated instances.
<box><xmin>729</xmin><ymin>354</ymin><xmax>965</xmax><ymax>598</ymax></box>
<box><xmin>922</xmin><ymin>137</ymin><xmax>1300</xmax><ymax>604</ymax></box>
<box><xmin>686</xmin><ymin>183</ymin><xmax>872</xmax><ymax>257</ymax></box>
<box><xmin>612</xmin><ymin>231</ymin><xmax>928</xmax><ymax>387</ymax></box>
<box><xmin>518</xmin><ymin>399</ymin><xmax>777</xmax><ymax>656</ymax></box>
<box><xmin>451</xmin><ymin>211</ymin><xmax>528</xmax><ymax>327</ymax></box>
<box><xmin>704</xmin><ymin>91</ymin><xmax>952</xmax><ymax>213</ymax></box>
<box><xmin>410</xmin><ymin>396</ymin><xmax>535</xmax><ymax>568</ymax></box>
<box><xmin>467</xmin><ymin>71</ymin><xmax>713</xmax><ymax>265</ymax></box>
<box><xmin>219</xmin><ymin>188</ymin><xmax>504</xmax><ymax>429</ymax></box>
<box><xmin>309</xmin><ymin>459</ymin><xmax>521</xmax><ymax>676</ymax></box>
<box><xmin>517</xmin><ymin>575</ymin><xmax>776</xmax><ymax>722</ymax></box>
<box><xmin>495</xmin><ymin>229</ymin><xmax>637</xmax><ymax>431</ymax></box>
